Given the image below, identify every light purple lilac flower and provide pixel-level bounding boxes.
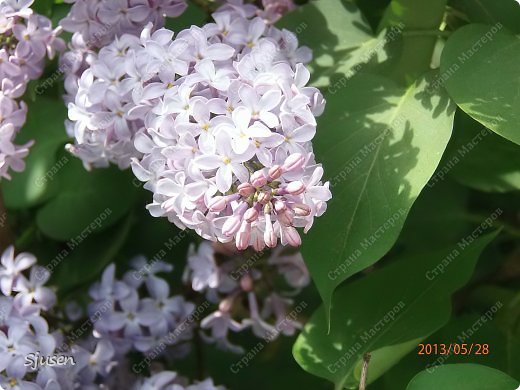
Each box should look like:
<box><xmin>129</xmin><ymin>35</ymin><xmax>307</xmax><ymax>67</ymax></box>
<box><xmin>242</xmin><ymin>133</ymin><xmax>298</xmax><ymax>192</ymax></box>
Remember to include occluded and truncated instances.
<box><xmin>67</xmin><ymin>1</ymin><xmax>330</xmax><ymax>249</ymax></box>
<box><xmin>185</xmin><ymin>241</ymin><xmax>309</xmax><ymax>353</ymax></box>
<box><xmin>59</xmin><ymin>0</ymin><xmax>188</xmax><ymax>131</ymax></box>
<box><xmin>88</xmin><ymin>259</ymin><xmax>196</xmax><ymax>356</ymax></box>
<box><xmin>0</xmin><ymin>1</ymin><xmax>63</xmax><ymax>179</ymax></box>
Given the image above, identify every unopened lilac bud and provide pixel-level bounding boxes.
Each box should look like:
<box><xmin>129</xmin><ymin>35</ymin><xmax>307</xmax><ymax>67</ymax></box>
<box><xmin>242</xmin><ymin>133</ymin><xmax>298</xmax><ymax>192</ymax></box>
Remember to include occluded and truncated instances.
<box><xmin>283</xmin><ymin>226</ymin><xmax>301</xmax><ymax>247</ymax></box>
<box><xmin>251</xmin><ymin>170</ymin><xmax>268</xmax><ymax>187</ymax></box>
<box><xmin>268</xmin><ymin>164</ymin><xmax>283</xmax><ymax>180</ymax></box>
<box><xmin>238</xmin><ymin>182</ymin><xmax>255</xmax><ymax>197</ymax></box>
<box><xmin>282</xmin><ymin>153</ymin><xmax>305</xmax><ymax>172</ymax></box>
<box><xmin>278</xmin><ymin>210</ymin><xmax>294</xmax><ymax>226</ymax></box>
<box><xmin>285</xmin><ymin>181</ymin><xmax>305</xmax><ymax>195</ymax></box>
<box><xmin>236</xmin><ymin>221</ymin><xmax>251</xmax><ymax>250</ymax></box>
<box><xmin>273</xmin><ymin>199</ymin><xmax>287</xmax><ymax>214</ymax></box>
<box><xmin>240</xmin><ymin>274</ymin><xmax>254</xmax><ymax>291</ymax></box>
<box><xmin>264</xmin><ymin>214</ymin><xmax>277</xmax><ymax>248</ymax></box>
<box><xmin>244</xmin><ymin>207</ymin><xmax>259</xmax><ymax>223</ymax></box>
<box><xmin>292</xmin><ymin>203</ymin><xmax>311</xmax><ymax>216</ymax></box>
<box><xmin>257</xmin><ymin>191</ymin><xmax>272</xmax><ymax>204</ymax></box>
<box><xmin>208</xmin><ymin>196</ymin><xmax>227</xmax><ymax>212</ymax></box>
<box><xmin>222</xmin><ymin>215</ymin><xmax>242</xmax><ymax>237</ymax></box>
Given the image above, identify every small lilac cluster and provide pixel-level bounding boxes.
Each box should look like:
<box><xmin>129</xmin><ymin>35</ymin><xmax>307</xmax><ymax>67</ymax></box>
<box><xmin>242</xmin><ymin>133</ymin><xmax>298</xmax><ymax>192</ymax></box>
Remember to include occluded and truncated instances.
<box><xmin>87</xmin><ymin>258</ymin><xmax>195</xmax><ymax>356</ymax></box>
<box><xmin>0</xmin><ymin>0</ymin><xmax>63</xmax><ymax>179</ymax></box>
<box><xmin>60</xmin><ymin>0</ymin><xmax>187</xmax><ymax>108</ymax></box>
<box><xmin>0</xmin><ymin>246</ymin><xmax>63</xmax><ymax>389</ymax></box>
<box><xmin>184</xmin><ymin>241</ymin><xmax>309</xmax><ymax>353</ymax></box>
<box><xmin>66</xmin><ymin>0</ymin><xmax>331</xmax><ymax>249</ymax></box>
<box><xmin>0</xmin><ymin>246</ymin><xmax>225</xmax><ymax>389</ymax></box>
<box><xmin>132</xmin><ymin>372</ymin><xmax>224</xmax><ymax>390</ymax></box>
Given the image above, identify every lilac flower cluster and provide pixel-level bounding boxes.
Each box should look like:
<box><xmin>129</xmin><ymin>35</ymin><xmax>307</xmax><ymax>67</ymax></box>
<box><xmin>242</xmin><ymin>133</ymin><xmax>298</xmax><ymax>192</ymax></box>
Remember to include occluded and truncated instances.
<box><xmin>132</xmin><ymin>372</ymin><xmax>224</xmax><ymax>390</ymax></box>
<box><xmin>60</xmin><ymin>0</ymin><xmax>187</xmax><ymax>107</ymax></box>
<box><xmin>0</xmin><ymin>0</ymin><xmax>63</xmax><ymax>179</ymax></box>
<box><xmin>88</xmin><ymin>258</ymin><xmax>195</xmax><ymax>356</ymax></box>
<box><xmin>0</xmin><ymin>246</ymin><xmax>64</xmax><ymax>389</ymax></box>
<box><xmin>66</xmin><ymin>0</ymin><xmax>331</xmax><ymax>249</ymax></box>
<box><xmin>0</xmin><ymin>246</ymin><xmax>225</xmax><ymax>389</ymax></box>
<box><xmin>184</xmin><ymin>241</ymin><xmax>309</xmax><ymax>353</ymax></box>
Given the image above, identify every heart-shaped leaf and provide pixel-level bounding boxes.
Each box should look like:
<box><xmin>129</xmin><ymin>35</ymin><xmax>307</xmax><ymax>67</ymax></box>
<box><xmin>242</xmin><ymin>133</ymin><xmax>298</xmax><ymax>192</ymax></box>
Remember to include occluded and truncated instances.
<box><xmin>441</xmin><ymin>24</ymin><xmax>520</xmax><ymax>145</ymax></box>
<box><xmin>406</xmin><ymin>364</ymin><xmax>519</xmax><ymax>390</ymax></box>
<box><xmin>293</xmin><ymin>231</ymin><xmax>498</xmax><ymax>389</ymax></box>
<box><xmin>36</xmin><ymin>155</ymin><xmax>139</xmax><ymax>241</ymax></box>
<box><xmin>302</xmin><ymin>72</ymin><xmax>455</xmax><ymax>315</ymax></box>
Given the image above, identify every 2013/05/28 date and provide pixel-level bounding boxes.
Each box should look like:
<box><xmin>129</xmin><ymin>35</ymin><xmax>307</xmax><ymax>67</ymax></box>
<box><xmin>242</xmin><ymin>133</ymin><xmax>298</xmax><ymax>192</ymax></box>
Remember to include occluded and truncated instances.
<box><xmin>418</xmin><ymin>343</ymin><xmax>490</xmax><ymax>355</ymax></box>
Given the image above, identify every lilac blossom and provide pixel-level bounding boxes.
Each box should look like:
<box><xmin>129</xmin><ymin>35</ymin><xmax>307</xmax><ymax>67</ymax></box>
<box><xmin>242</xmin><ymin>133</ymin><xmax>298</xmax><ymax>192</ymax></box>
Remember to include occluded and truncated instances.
<box><xmin>0</xmin><ymin>1</ymin><xmax>63</xmax><ymax>179</ymax></box>
<box><xmin>185</xmin><ymin>241</ymin><xmax>310</xmax><ymax>353</ymax></box>
<box><xmin>66</xmin><ymin>1</ymin><xmax>330</xmax><ymax>249</ymax></box>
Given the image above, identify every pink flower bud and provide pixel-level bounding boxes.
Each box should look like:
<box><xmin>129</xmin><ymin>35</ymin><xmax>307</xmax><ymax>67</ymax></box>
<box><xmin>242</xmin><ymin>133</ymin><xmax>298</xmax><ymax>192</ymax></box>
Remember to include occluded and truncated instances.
<box><xmin>263</xmin><ymin>214</ymin><xmax>277</xmax><ymax>248</ymax></box>
<box><xmin>292</xmin><ymin>203</ymin><xmax>311</xmax><ymax>216</ymax></box>
<box><xmin>252</xmin><ymin>230</ymin><xmax>265</xmax><ymax>251</ymax></box>
<box><xmin>283</xmin><ymin>226</ymin><xmax>301</xmax><ymax>247</ymax></box>
<box><xmin>257</xmin><ymin>191</ymin><xmax>272</xmax><ymax>204</ymax></box>
<box><xmin>236</xmin><ymin>221</ymin><xmax>251</xmax><ymax>250</ymax></box>
<box><xmin>285</xmin><ymin>181</ymin><xmax>305</xmax><ymax>195</ymax></box>
<box><xmin>222</xmin><ymin>215</ymin><xmax>242</xmax><ymax>237</ymax></box>
<box><xmin>282</xmin><ymin>153</ymin><xmax>305</xmax><ymax>172</ymax></box>
<box><xmin>238</xmin><ymin>182</ymin><xmax>255</xmax><ymax>197</ymax></box>
<box><xmin>240</xmin><ymin>274</ymin><xmax>254</xmax><ymax>291</ymax></box>
<box><xmin>244</xmin><ymin>207</ymin><xmax>259</xmax><ymax>223</ymax></box>
<box><xmin>222</xmin><ymin>203</ymin><xmax>247</xmax><ymax>236</ymax></box>
<box><xmin>268</xmin><ymin>165</ymin><xmax>283</xmax><ymax>180</ymax></box>
<box><xmin>273</xmin><ymin>199</ymin><xmax>287</xmax><ymax>214</ymax></box>
<box><xmin>208</xmin><ymin>196</ymin><xmax>227</xmax><ymax>212</ymax></box>
<box><xmin>251</xmin><ymin>170</ymin><xmax>268</xmax><ymax>187</ymax></box>
<box><xmin>278</xmin><ymin>210</ymin><xmax>294</xmax><ymax>226</ymax></box>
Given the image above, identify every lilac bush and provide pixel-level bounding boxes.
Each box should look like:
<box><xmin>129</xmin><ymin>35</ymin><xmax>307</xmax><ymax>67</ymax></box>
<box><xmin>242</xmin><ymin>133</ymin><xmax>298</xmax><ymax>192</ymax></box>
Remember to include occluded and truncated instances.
<box><xmin>0</xmin><ymin>0</ymin><xmax>63</xmax><ymax>179</ymax></box>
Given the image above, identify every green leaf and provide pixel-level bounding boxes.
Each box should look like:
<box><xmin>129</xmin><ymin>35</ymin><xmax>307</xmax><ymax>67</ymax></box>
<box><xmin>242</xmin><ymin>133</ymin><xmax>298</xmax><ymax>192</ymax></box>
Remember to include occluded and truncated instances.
<box><xmin>441</xmin><ymin>24</ymin><xmax>520</xmax><ymax>145</ymax></box>
<box><xmin>450</xmin><ymin>0</ymin><xmax>520</xmax><ymax>34</ymax></box>
<box><xmin>165</xmin><ymin>1</ymin><xmax>208</xmax><ymax>32</ymax></box>
<box><xmin>446</xmin><ymin>111</ymin><xmax>520</xmax><ymax>192</ymax></box>
<box><xmin>2</xmin><ymin>97</ymin><xmax>69</xmax><ymax>209</ymax></box>
<box><xmin>406</xmin><ymin>364</ymin><xmax>519</xmax><ymax>390</ymax></box>
<box><xmin>302</xmin><ymin>72</ymin><xmax>455</xmax><ymax>315</ymax></box>
<box><xmin>378</xmin><ymin>0</ymin><xmax>447</xmax><ymax>84</ymax></box>
<box><xmin>36</xmin><ymin>156</ymin><xmax>139</xmax><ymax>241</ymax></box>
<box><xmin>293</xmin><ymin>231</ymin><xmax>498</xmax><ymax>389</ymax></box>
<box><xmin>32</xmin><ymin>0</ymin><xmax>54</xmax><ymax>17</ymax></box>
<box><xmin>278</xmin><ymin>0</ymin><xmax>390</xmax><ymax>87</ymax></box>
<box><xmin>398</xmin><ymin>179</ymin><xmax>470</xmax><ymax>251</ymax></box>
<box><xmin>50</xmin><ymin>215</ymin><xmax>133</xmax><ymax>296</ymax></box>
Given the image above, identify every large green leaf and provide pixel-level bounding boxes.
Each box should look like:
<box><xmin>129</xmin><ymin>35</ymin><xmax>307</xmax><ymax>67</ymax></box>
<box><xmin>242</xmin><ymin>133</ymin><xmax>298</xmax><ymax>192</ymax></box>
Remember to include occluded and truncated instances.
<box><xmin>2</xmin><ymin>97</ymin><xmax>69</xmax><ymax>209</ymax></box>
<box><xmin>293</xmin><ymin>231</ymin><xmax>498</xmax><ymax>389</ymax></box>
<box><xmin>302</xmin><ymin>72</ymin><xmax>454</xmax><ymax>314</ymax></box>
<box><xmin>36</xmin><ymin>155</ymin><xmax>139</xmax><ymax>241</ymax></box>
<box><xmin>378</xmin><ymin>0</ymin><xmax>447</xmax><ymax>84</ymax></box>
<box><xmin>446</xmin><ymin>111</ymin><xmax>520</xmax><ymax>192</ymax></box>
<box><xmin>441</xmin><ymin>24</ymin><xmax>520</xmax><ymax>145</ymax></box>
<box><xmin>278</xmin><ymin>0</ymin><xmax>391</xmax><ymax>87</ymax></box>
<box><xmin>406</xmin><ymin>364</ymin><xmax>519</xmax><ymax>390</ymax></box>
<box><xmin>450</xmin><ymin>0</ymin><xmax>520</xmax><ymax>34</ymax></box>
<box><xmin>50</xmin><ymin>215</ymin><xmax>133</xmax><ymax>296</ymax></box>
